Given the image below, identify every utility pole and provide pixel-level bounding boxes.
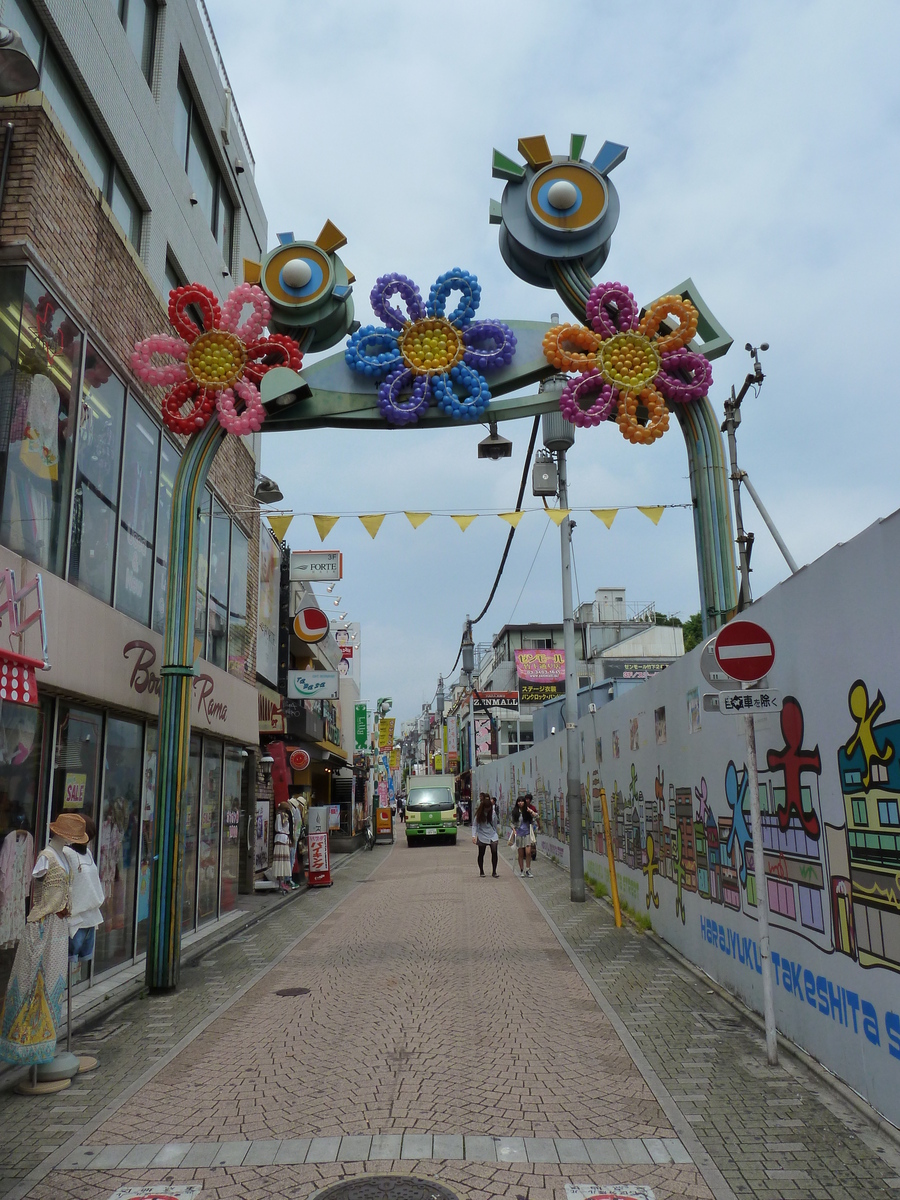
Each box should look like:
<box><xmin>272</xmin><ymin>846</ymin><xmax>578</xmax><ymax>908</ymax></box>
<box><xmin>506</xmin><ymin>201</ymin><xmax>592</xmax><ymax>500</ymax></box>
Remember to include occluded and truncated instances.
<box><xmin>722</xmin><ymin>342</ymin><xmax>798</xmax><ymax>609</ymax></box>
<box><xmin>542</xmin><ymin>404</ymin><xmax>585</xmax><ymax>903</ymax></box>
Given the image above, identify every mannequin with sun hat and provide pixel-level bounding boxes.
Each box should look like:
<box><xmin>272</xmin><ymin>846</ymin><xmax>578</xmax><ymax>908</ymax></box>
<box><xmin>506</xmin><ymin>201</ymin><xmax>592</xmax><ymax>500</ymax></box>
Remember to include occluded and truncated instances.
<box><xmin>0</xmin><ymin>812</ymin><xmax>87</xmax><ymax>1071</ymax></box>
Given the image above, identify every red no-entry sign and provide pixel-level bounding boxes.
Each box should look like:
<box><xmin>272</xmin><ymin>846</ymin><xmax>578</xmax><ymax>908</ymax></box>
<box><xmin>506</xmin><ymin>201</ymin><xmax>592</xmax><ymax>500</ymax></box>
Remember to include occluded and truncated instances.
<box><xmin>714</xmin><ymin>620</ymin><xmax>775</xmax><ymax>683</ymax></box>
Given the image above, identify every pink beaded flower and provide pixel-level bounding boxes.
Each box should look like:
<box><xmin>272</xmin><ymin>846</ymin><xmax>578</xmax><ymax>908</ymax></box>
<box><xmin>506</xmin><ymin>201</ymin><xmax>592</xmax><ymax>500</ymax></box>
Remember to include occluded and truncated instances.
<box><xmin>131</xmin><ymin>282</ymin><xmax>302</xmax><ymax>436</ymax></box>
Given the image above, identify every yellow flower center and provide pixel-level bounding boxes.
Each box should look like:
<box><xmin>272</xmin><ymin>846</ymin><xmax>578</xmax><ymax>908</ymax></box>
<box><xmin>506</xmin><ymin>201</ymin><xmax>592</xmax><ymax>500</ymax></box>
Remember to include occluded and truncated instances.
<box><xmin>599</xmin><ymin>332</ymin><xmax>660</xmax><ymax>391</ymax></box>
<box><xmin>186</xmin><ymin>330</ymin><xmax>247</xmax><ymax>388</ymax></box>
<box><xmin>399</xmin><ymin>318</ymin><xmax>465</xmax><ymax>376</ymax></box>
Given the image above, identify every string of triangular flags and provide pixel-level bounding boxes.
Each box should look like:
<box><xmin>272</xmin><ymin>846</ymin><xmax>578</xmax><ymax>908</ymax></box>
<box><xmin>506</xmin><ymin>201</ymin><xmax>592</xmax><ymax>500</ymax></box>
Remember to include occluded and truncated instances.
<box><xmin>266</xmin><ymin>504</ymin><xmax>691</xmax><ymax>543</ymax></box>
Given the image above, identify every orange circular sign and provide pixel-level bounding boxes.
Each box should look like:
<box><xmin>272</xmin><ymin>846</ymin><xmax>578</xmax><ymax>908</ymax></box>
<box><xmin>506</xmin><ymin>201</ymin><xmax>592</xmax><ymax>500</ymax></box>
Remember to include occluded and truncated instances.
<box><xmin>290</xmin><ymin>748</ymin><xmax>311</xmax><ymax>771</ymax></box>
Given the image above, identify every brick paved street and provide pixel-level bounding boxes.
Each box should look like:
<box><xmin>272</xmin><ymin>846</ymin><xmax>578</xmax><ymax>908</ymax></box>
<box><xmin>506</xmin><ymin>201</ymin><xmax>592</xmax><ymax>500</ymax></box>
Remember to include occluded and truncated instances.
<box><xmin>1</xmin><ymin>842</ymin><xmax>899</xmax><ymax>1200</ymax></box>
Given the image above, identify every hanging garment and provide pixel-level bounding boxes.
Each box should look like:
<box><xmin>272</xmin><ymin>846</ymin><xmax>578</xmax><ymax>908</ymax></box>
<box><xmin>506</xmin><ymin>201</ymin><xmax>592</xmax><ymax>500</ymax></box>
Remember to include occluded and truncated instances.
<box><xmin>0</xmin><ymin>846</ymin><xmax>69</xmax><ymax>1065</ymax></box>
<box><xmin>0</xmin><ymin>831</ymin><xmax>34</xmax><ymax>949</ymax></box>
<box><xmin>272</xmin><ymin>808</ymin><xmax>293</xmax><ymax>880</ymax></box>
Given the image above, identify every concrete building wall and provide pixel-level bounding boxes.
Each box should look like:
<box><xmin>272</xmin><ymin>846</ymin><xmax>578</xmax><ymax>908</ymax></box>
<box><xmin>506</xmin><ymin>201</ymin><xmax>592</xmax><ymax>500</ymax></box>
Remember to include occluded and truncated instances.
<box><xmin>477</xmin><ymin>507</ymin><xmax>900</xmax><ymax>1127</ymax></box>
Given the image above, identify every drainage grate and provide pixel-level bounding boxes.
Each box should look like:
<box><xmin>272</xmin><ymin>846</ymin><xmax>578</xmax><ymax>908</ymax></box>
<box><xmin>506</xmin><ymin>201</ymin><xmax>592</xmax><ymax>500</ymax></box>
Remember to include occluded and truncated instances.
<box><xmin>275</xmin><ymin>987</ymin><xmax>310</xmax><ymax>997</ymax></box>
<box><xmin>313</xmin><ymin>1177</ymin><xmax>460</xmax><ymax>1200</ymax></box>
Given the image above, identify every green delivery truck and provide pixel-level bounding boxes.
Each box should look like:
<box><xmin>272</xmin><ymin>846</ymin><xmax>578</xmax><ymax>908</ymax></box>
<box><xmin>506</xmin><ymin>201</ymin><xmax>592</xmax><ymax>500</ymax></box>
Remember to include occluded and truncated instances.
<box><xmin>405</xmin><ymin>775</ymin><xmax>457</xmax><ymax>846</ymax></box>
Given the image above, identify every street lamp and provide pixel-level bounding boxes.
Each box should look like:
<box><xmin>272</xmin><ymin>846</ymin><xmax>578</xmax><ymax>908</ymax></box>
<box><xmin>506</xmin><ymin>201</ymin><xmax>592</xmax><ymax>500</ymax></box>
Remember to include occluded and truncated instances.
<box><xmin>541</xmin><ymin>390</ymin><xmax>585</xmax><ymax>904</ymax></box>
<box><xmin>254</xmin><ymin>474</ymin><xmax>283</xmax><ymax>504</ymax></box>
<box><xmin>0</xmin><ymin>25</ymin><xmax>39</xmax><ymax>95</ymax></box>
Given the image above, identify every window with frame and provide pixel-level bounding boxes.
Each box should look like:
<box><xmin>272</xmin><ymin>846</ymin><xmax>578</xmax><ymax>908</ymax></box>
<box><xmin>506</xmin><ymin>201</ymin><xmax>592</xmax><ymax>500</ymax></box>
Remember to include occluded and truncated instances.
<box><xmin>113</xmin><ymin>0</ymin><xmax>157</xmax><ymax>84</ymax></box>
<box><xmin>6</xmin><ymin>0</ymin><xmax>143</xmax><ymax>248</ymax></box>
<box><xmin>115</xmin><ymin>396</ymin><xmax>159</xmax><ymax>625</ymax></box>
<box><xmin>173</xmin><ymin>68</ymin><xmax>234</xmax><ymax>268</ymax></box>
<box><xmin>878</xmin><ymin>798</ymin><xmax>900</xmax><ymax>827</ymax></box>
<box><xmin>851</xmin><ymin>796</ymin><xmax>868</xmax><ymax>826</ymax></box>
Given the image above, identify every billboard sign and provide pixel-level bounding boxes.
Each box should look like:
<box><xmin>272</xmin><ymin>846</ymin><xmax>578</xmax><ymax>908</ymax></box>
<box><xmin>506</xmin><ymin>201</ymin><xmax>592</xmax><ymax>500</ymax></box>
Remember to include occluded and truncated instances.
<box><xmin>377</xmin><ymin>718</ymin><xmax>395</xmax><ymax>751</ymax></box>
<box><xmin>514</xmin><ymin>647</ymin><xmax>565</xmax><ymax>682</ymax></box>
<box><xmin>519</xmin><ymin>680</ymin><xmax>565</xmax><ymax>704</ymax></box>
<box><xmin>287</xmin><ymin>670</ymin><xmax>340</xmax><ymax>699</ymax></box>
<box><xmin>290</xmin><ymin>550</ymin><xmax>343</xmax><ymax>582</ymax></box>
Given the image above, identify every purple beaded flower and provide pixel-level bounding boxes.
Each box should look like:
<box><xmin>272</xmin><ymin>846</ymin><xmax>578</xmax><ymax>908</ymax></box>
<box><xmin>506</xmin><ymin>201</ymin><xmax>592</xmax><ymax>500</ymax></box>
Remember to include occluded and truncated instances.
<box><xmin>344</xmin><ymin>268</ymin><xmax>516</xmax><ymax>425</ymax></box>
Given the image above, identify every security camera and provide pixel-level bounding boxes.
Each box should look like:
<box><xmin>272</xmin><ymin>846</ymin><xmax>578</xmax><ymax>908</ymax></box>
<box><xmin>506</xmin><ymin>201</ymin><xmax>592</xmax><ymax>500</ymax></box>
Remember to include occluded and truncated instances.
<box><xmin>588</xmin><ymin>703</ymin><xmax>597</xmax><ymax>714</ymax></box>
<box><xmin>550</xmin><ymin>725</ymin><xmax>556</xmax><ymax>735</ymax></box>
<box><xmin>234</xmin><ymin>158</ymin><xmax>245</xmax><ymax>175</ymax></box>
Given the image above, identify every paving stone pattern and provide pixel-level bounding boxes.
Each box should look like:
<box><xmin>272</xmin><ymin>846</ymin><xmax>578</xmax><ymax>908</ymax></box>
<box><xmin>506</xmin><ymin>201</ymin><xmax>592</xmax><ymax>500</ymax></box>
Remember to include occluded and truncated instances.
<box><xmin>2</xmin><ymin>842</ymin><xmax>898</xmax><ymax>1200</ymax></box>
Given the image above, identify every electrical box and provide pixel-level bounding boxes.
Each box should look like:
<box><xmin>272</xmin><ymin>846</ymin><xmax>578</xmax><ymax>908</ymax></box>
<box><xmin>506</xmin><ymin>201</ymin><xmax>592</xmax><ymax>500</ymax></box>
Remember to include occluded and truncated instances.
<box><xmin>532</xmin><ymin>453</ymin><xmax>558</xmax><ymax>497</ymax></box>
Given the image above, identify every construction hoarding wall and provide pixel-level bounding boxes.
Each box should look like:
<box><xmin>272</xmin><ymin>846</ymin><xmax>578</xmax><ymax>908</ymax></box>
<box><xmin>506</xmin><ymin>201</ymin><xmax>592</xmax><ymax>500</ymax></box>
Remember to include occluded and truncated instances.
<box><xmin>475</xmin><ymin>508</ymin><xmax>900</xmax><ymax>1128</ymax></box>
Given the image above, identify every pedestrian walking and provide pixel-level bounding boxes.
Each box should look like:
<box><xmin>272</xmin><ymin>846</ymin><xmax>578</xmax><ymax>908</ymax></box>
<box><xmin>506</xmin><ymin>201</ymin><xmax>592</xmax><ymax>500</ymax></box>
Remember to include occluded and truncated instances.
<box><xmin>524</xmin><ymin>792</ymin><xmax>539</xmax><ymax>869</ymax></box>
<box><xmin>508</xmin><ymin>795</ymin><xmax>535</xmax><ymax>877</ymax></box>
<box><xmin>472</xmin><ymin>793</ymin><xmax>499</xmax><ymax>876</ymax></box>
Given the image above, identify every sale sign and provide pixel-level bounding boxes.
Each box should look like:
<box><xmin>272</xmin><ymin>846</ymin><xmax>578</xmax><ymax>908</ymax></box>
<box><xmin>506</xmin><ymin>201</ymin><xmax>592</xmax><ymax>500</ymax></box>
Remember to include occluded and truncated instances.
<box><xmin>307</xmin><ymin>832</ymin><xmax>331</xmax><ymax>886</ymax></box>
<box><xmin>63</xmin><ymin>773</ymin><xmax>87</xmax><ymax>810</ymax></box>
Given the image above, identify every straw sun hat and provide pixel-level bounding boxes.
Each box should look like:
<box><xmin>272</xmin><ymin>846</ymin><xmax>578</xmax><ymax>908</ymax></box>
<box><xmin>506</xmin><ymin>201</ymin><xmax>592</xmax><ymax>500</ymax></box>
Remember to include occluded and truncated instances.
<box><xmin>48</xmin><ymin>812</ymin><xmax>90</xmax><ymax>844</ymax></box>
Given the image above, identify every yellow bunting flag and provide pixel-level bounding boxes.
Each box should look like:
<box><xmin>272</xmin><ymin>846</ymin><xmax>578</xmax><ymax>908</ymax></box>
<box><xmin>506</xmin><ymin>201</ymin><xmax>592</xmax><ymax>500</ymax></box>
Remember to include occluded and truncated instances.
<box><xmin>359</xmin><ymin>513</ymin><xmax>386</xmax><ymax>539</ymax></box>
<box><xmin>405</xmin><ymin>512</ymin><xmax>431</xmax><ymax>529</ymax></box>
<box><xmin>638</xmin><ymin>506</ymin><xmax>665</xmax><ymax>525</ymax></box>
<box><xmin>592</xmin><ymin>508</ymin><xmax>618</xmax><ymax>529</ymax></box>
<box><xmin>313</xmin><ymin>514</ymin><xmax>339</xmax><ymax>542</ymax></box>
<box><xmin>266</xmin><ymin>514</ymin><xmax>294</xmax><ymax>542</ymax></box>
<box><xmin>451</xmin><ymin>514</ymin><xmax>478</xmax><ymax>532</ymax></box>
<box><xmin>498</xmin><ymin>511</ymin><xmax>524</xmax><ymax>528</ymax></box>
<box><xmin>545</xmin><ymin>508</ymin><xmax>570</xmax><ymax>527</ymax></box>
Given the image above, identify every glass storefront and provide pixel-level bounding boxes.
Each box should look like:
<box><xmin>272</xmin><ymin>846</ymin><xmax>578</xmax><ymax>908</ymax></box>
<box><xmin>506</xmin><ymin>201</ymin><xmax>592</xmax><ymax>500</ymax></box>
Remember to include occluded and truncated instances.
<box><xmin>0</xmin><ymin>695</ymin><xmax>245</xmax><ymax>999</ymax></box>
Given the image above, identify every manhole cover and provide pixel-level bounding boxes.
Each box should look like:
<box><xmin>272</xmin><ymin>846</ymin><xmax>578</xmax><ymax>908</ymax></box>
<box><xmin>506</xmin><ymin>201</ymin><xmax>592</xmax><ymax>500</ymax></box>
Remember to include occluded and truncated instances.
<box><xmin>275</xmin><ymin>987</ymin><xmax>310</xmax><ymax>997</ymax></box>
<box><xmin>314</xmin><ymin>1176</ymin><xmax>459</xmax><ymax>1200</ymax></box>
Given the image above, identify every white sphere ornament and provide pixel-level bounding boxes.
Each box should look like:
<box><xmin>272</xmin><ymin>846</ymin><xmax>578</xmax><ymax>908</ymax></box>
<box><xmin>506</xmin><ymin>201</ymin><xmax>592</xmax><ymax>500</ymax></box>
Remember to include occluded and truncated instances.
<box><xmin>282</xmin><ymin>257</ymin><xmax>313</xmax><ymax>288</ymax></box>
<box><xmin>547</xmin><ymin>179</ymin><xmax>578</xmax><ymax>211</ymax></box>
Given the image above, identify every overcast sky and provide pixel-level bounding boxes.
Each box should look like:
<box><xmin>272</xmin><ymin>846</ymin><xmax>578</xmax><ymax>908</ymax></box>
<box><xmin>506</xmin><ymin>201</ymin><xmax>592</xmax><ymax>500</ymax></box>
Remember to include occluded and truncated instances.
<box><xmin>206</xmin><ymin>0</ymin><xmax>900</xmax><ymax>725</ymax></box>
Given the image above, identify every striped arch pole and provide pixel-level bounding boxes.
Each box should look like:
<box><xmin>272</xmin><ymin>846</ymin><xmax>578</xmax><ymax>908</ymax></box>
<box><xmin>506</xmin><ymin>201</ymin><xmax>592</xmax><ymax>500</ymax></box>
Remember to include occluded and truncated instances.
<box><xmin>146</xmin><ymin>417</ymin><xmax>226</xmax><ymax>991</ymax></box>
<box><xmin>550</xmin><ymin>260</ymin><xmax>738</xmax><ymax>636</ymax></box>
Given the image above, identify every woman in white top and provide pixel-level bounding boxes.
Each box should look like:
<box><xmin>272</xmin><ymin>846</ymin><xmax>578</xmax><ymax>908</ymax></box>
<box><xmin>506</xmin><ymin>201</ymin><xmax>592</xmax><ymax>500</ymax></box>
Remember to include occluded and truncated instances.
<box><xmin>471</xmin><ymin>793</ymin><xmax>499</xmax><ymax>877</ymax></box>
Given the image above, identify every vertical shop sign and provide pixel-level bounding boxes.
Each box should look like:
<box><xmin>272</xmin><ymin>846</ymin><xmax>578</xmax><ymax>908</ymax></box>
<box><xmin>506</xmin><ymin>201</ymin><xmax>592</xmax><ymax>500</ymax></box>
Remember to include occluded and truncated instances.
<box><xmin>377</xmin><ymin>718</ymin><xmax>395</xmax><ymax>750</ymax></box>
<box><xmin>355</xmin><ymin>703</ymin><xmax>368</xmax><ymax>749</ymax></box>
<box><xmin>307</xmin><ymin>806</ymin><xmax>332</xmax><ymax>886</ymax></box>
<box><xmin>256</xmin><ymin>523</ymin><xmax>281</xmax><ymax>686</ymax></box>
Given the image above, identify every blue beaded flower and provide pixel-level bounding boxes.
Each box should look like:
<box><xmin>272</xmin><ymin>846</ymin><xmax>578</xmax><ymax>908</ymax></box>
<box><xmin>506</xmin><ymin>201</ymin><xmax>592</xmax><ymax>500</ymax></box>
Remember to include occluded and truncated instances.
<box><xmin>344</xmin><ymin>268</ymin><xmax>516</xmax><ymax>426</ymax></box>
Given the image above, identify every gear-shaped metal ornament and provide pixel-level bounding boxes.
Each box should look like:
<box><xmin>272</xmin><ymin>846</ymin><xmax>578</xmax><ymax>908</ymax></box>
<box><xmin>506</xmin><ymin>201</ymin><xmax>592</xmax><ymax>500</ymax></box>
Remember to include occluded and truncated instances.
<box><xmin>489</xmin><ymin>134</ymin><xmax>627</xmax><ymax>294</ymax></box>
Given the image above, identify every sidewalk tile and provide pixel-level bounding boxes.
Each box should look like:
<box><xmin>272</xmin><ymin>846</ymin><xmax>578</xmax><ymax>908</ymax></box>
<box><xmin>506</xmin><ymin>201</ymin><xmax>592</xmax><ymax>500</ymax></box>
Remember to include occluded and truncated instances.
<box><xmin>243</xmin><ymin>1140</ymin><xmax>283</xmax><ymax>1166</ymax></box>
<box><xmin>119</xmin><ymin>1144</ymin><xmax>164</xmax><ymax>1168</ymax></box>
<box><xmin>401</xmin><ymin>1133</ymin><xmax>433</xmax><ymax>1159</ymax></box>
<box><xmin>584</xmin><ymin>1139</ymin><xmax>621</xmax><ymax>1164</ymax></box>
<box><xmin>210</xmin><ymin>1140</ymin><xmax>251</xmax><ymax>1166</ymax></box>
<box><xmin>525</xmin><ymin>1138</ymin><xmax>559</xmax><ymax>1163</ymax></box>
<box><xmin>554</xmin><ymin>1138</ymin><xmax>589</xmax><ymax>1162</ymax></box>
<box><xmin>496</xmin><ymin>1137</ymin><xmax>527</xmax><ymax>1162</ymax></box>
<box><xmin>274</xmin><ymin>1138</ymin><xmax>311</xmax><ymax>1164</ymax></box>
<box><xmin>307</xmin><ymin>1135</ymin><xmax>342</xmax><ymax>1163</ymax></box>
<box><xmin>370</xmin><ymin>1134</ymin><xmax>402</xmax><ymax>1160</ymax></box>
<box><xmin>150</xmin><ymin>1142</ymin><xmax>194</xmax><ymax>1167</ymax></box>
<box><xmin>464</xmin><ymin>1135</ymin><xmax>497</xmax><ymax>1161</ymax></box>
<box><xmin>433</xmin><ymin>1135</ymin><xmax>464</xmax><ymax>1159</ymax></box>
<box><xmin>612</xmin><ymin>1138</ymin><xmax>652</xmax><ymax>1164</ymax></box>
<box><xmin>662</xmin><ymin>1137</ymin><xmax>693</xmax><ymax>1164</ymax></box>
<box><xmin>83</xmin><ymin>1144</ymin><xmax>133</xmax><ymax>1169</ymax></box>
<box><xmin>179</xmin><ymin>1142</ymin><xmax>219</xmax><ymax>1168</ymax></box>
<box><xmin>339</xmin><ymin>1135</ymin><xmax>373</xmax><ymax>1161</ymax></box>
<box><xmin>642</xmin><ymin>1137</ymin><xmax>672</xmax><ymax>1164</ymax></box>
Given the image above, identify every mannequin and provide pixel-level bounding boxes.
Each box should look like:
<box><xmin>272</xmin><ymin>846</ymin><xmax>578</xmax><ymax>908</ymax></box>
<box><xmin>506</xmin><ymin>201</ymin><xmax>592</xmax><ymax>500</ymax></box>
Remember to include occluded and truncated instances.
<box><xmin>0</xmin><ymin>813</ymin><xmax>86</xmax><ymax>1066</ymax></box>
<box><xmin>272</xmin><ymin>802</ymin><xmax>293</xmax><ymax>893</ymax></box>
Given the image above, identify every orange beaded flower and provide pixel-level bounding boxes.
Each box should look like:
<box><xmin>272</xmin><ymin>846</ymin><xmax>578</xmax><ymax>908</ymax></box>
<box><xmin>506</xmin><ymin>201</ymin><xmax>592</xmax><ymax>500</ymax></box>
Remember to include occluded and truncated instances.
<box><xmin>542</xmin><ymin>282</ymin><xmax>712</xmax><ymax>444</ymax></box>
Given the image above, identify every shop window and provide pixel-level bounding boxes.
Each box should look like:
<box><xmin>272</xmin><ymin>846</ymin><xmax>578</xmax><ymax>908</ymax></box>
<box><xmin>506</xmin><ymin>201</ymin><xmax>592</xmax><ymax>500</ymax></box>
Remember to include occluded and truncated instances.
<box><xmin>50</xmin><ymin>704</ymin><xmax>103</xmax><ymax>829</ymax></box>
<box><xmin>69</xmin><ymin>350</ymin><xmax>125</xmax><ymax>604</ymax></box>
<box><xmin>134</xmin><ymin>724</ymin><xmax>156</xmax><ymax>957</ymax></box>
<box><xmin>220</xmin><ymin>747</ymin><xmax>243</xmax><ymax>913</ymax></box>
<box><xmin>114</xmin><ymin>0</ymin><xmax>156</xmax><ymax>84</ymax></box>
<box><xmin>151</xmin><ymin>438</ymin><xmax>179</xmax><ymax>635</ymax></box>
<box><xmin>227</xmin><ymin>524</ymin><xmax>249</xmax><ymax>677</ymax></box>
<box><xmin>0</xmin><ymin>269</ymin><xmax>81</xmax><ymax>576</ymax></box>
<box><xmin>193</xmin><ymin>489</ymin><xmax>211</xmax><ymax>661</ymax></box>
<box><xmin>115</xmin><ymin>396</ymin><xmax>158</xmax><ymax>626</ymax></box>
<box><xmin>95</xmin><ymin>716</ymin><xmax>143</xmax><ymax>974</ymax></box>
<box><xmin>181</xmin><ymin>736</ymin><xmax>201</xmax><ymax>933</ymax></box>
<box><xmin>197</xmin><ymin>741</ymin><xmax>222</xmax><ymax>925</ymax></box>
<box><xmin>173</xmin><ymin>68</ymin><xmax>234</xmax><ymax>268</ymax></box>
<box><xmin>207</xmin><ymin>499</ymin><xmax>230</xmax><ymax>669</ymax></box>
<box><xmin>798</xmin><ymin>884</ymin><xmax>825</xmax><ymax>931</ymax></box>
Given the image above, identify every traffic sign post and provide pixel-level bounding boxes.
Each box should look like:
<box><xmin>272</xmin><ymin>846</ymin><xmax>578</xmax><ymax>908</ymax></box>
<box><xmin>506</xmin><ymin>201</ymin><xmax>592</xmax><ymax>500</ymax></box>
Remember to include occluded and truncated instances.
<box><xmin>713</xmin><ymin>619</ymin><xmax>779</xmax><ymax>1066</ymax></box>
